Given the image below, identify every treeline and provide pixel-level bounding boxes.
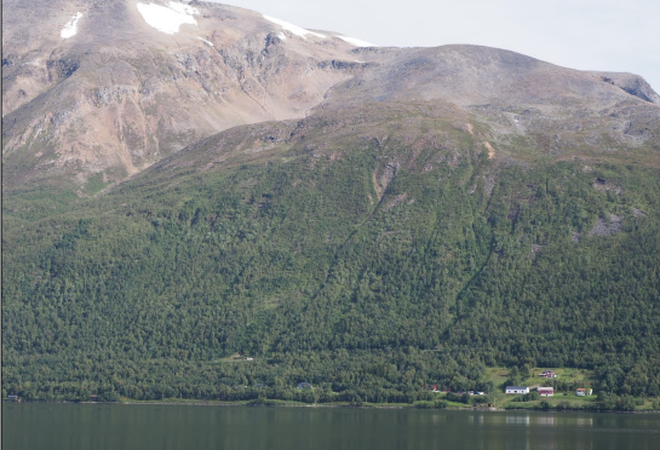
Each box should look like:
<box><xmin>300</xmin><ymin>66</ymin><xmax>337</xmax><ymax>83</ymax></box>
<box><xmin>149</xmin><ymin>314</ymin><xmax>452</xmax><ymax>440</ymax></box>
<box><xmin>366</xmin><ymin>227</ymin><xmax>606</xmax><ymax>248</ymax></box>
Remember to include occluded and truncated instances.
<box><xmin>3</xmin><ymin>142</ymin><xmax>660</xmax><ymax>404</ymax></box>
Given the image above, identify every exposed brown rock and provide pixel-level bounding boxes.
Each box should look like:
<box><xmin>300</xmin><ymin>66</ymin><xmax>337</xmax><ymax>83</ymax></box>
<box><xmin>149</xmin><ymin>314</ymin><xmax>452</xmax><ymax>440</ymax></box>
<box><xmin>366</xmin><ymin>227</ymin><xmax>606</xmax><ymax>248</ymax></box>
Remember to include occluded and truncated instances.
<box><xmin>3</xmin><ymin>0</ymin><xmax>660</xmax><ymax>195</ymax></box>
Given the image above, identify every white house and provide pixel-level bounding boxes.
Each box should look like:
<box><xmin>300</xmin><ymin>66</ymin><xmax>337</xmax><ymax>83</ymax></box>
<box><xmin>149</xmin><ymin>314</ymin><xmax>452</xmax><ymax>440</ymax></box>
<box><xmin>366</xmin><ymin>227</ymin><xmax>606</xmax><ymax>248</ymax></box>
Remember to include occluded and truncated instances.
<box><xmin>505</xmin><ymin>386</ymin><xmax>530</xmax><ymax>394</ymax></box>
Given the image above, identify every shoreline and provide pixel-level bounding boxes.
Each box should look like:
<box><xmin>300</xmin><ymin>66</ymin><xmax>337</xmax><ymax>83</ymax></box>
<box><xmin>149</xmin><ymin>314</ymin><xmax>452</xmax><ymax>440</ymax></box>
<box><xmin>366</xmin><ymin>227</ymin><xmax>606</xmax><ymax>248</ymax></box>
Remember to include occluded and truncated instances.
<box><xmin>6</xmin><ymin>399</ymin><xmax>659</xmax><ymax>414</ymax></box>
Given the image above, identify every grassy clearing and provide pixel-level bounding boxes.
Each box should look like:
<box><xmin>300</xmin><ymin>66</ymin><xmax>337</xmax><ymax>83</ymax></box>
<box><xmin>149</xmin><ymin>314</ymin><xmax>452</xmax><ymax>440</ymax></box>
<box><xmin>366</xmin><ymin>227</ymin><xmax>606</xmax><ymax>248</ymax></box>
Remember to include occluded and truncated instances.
<box><xmin>483</xmin><ymin>367</ymin><xmax>599</xmax><ymax>410</ymax></box>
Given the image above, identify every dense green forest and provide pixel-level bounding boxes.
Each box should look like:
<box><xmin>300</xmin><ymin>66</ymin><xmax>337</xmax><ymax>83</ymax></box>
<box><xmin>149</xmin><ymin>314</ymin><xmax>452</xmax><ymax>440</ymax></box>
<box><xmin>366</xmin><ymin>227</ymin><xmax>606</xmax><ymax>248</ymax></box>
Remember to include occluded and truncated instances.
<box><xmin>3</xmin><ymin>114</ymin><xmax>660</xmax><ymax>407</ymax></box>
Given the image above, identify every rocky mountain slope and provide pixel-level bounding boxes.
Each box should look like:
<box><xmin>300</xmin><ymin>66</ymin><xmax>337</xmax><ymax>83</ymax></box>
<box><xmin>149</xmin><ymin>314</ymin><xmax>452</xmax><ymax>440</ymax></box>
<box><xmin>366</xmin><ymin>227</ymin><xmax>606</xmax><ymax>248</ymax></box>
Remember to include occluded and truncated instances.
<box><xmin>3</xmin><ymin>0</ymin><xmax>659</xmax><ymax>198</ymax></box>
<box><xmin>2</xmin><ymin>0</ymin><xmax>377</xmax><ymax>191</ymax></box>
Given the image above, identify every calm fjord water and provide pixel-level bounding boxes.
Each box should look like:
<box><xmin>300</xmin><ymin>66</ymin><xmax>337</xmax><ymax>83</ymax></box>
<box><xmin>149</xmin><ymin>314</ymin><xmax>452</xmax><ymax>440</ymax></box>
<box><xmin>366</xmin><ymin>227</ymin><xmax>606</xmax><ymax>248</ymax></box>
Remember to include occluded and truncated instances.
<box><xmin>3</xmin><ymin>403</ymin><xmax>660</xmax><ymax>450</ymax></box>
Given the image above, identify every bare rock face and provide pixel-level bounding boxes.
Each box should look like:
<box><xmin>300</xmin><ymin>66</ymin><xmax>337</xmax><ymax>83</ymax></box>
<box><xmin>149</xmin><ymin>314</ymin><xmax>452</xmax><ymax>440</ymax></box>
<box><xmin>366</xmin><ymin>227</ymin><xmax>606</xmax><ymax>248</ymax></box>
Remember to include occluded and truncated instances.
<box><xmin>2</xmin><ymin>0</ymin><xmax>372</xmax><ymax>190</ymax></box>
<box><xmin>321</xmin><ymin>45</ymin><xmax>660</xmax><ymax>161</ymax></box>
<box><xmin>596</xmin><ymin>72</ymin><xmax>660</xmax><ymax>104</ymax></box>
<box><xmin>3</xmin><ymin>0</ymin><xmax>660</xmax><ymax>195</ymax></box>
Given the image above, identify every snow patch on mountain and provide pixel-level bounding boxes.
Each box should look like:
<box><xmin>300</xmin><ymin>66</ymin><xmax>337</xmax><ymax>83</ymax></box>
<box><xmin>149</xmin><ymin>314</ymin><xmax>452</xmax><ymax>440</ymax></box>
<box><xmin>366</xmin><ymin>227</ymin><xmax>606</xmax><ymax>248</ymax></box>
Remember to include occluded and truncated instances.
<box><xmin>263</xmin><ymin>15</ymin><xmax>326</xmax><ymax>39</ymax></box>
<box><xmin>199</xmin><ymin>37</ymin><xmax>214</xmax><ymax>47</ymax></box>
<box><xmin>336</xmin><ymin>35</ymin><xmax>375</xmax><ymax>47</ymax></box>
<box><xmin>61</xmin><ymin>12</ymin><xmax>83</xmax><ymax>39</ymax></box>
<box><xmin>137</xmin><ymin>1</ymin><xmax>199</xmax><ymax>35</ymax></box>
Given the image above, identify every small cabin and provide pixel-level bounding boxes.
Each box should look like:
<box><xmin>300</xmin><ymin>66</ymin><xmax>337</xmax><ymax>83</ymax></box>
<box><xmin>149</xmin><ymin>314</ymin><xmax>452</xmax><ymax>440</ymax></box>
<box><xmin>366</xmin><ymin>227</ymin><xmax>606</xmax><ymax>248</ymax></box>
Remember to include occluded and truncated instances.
<box><xmin>576</xmin><ymin>388</ymin><xmax>592</xmax><ymax>396</ymax></box>
<box><xmin>505</xmin><ymin>386</ymin><xmax>529</xmax><ymax>394</ymax></box>
<box><xmin>539</xmin><ymin>370</ymin><xmax>557</xmax><ymax>378</ymax></box>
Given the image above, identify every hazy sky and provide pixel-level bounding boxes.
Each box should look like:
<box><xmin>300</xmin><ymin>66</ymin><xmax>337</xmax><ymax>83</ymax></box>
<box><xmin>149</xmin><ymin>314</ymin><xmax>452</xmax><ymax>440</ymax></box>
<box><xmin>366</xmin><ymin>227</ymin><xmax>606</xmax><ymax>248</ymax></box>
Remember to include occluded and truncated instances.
<box><xmin>212</xmin><ymin>0</ymin><xmax>659</xmax><ymax>92</ymax></box>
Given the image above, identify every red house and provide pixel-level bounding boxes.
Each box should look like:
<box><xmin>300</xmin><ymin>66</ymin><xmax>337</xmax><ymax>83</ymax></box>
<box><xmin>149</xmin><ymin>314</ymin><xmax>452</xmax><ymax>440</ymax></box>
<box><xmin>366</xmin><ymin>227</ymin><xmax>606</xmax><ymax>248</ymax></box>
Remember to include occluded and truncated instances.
<box><xmin>537</xmin><ymin>387</ymin><xmax>554</xmax><ymax>397</ymax></box>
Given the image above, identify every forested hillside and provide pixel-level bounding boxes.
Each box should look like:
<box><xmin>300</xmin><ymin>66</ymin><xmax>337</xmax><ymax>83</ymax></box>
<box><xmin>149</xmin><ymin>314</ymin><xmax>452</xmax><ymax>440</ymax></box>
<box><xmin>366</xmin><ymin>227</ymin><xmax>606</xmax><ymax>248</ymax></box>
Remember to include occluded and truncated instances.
<box><xmin>3</xmin><ymin>101</ymin><xmax>660</xmax><ymax>404</ymax></box>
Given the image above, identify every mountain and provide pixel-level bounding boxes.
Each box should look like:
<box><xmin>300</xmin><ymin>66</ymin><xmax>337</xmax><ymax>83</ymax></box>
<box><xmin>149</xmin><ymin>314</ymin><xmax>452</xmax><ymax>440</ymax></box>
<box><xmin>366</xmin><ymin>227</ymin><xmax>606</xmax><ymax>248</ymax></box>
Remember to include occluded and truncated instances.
<box><xmin>4</xmin><ymin>1</ymin><xmax>658</xmax><ymax>198</ymax></box>
<box><xmin>2</xmin><ymin>0</ymin><xmax>377</xmax><ymax>194</ymax></box>
<box><xmin>2</xmin><ymin>1</ymin><xmax>660</xmax><ymax>405</ymax></box>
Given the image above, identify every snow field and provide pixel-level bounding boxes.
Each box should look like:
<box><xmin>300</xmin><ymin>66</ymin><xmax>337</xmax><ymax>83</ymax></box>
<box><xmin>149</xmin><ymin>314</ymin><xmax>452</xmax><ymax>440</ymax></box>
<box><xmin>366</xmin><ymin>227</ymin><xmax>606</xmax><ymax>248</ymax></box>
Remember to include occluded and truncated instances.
<box><xmin>263</xmin><ymin>15</ymin><xmax>326</xmax><ymax>39</ymax></box>
<box><xmin>336</xmin><ymin>35</ymin><xmax>375</xmax><ymax>47</ymax></box>
<box><xmin>61</xmin><ymin>12</ymin><xmax>83</xmax><ymax>39</ymax></box>
<box><xmin>137</xmin><ymin>1</ymin><xmax>199</xmax><ymax>35</ymax></box>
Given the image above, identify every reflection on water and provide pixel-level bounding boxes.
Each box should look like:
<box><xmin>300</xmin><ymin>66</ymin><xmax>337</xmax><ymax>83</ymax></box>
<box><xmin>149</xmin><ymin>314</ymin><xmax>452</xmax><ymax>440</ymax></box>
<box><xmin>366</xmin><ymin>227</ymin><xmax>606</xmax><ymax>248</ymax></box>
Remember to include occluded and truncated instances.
<box><xmin>505</xmin><ymin>414</ymin><xmax>531</xmax><ymax>425</ymax></box>
<box><xmin>536</xmin><ymin>416</ymin><xmax>555</xmax><ymax>426</ymax></box>
<box><xmin>2</xmin><ymin>404</ymin><xmax>659</xmax><ymax>450</ymax></box>
<box><xmin>576</xmin><ymin>417</ymin><xmax>593</xmax><ymax>426</ymax></box>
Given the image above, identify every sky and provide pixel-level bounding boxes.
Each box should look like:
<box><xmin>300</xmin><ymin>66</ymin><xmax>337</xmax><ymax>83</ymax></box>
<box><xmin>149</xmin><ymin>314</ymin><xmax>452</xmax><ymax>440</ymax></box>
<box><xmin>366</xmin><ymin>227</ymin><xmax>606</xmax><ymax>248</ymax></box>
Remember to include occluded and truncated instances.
<box><xmin>210</xmin><ymin>0</ymin><xmax>660</xmax><ymax>92</ymax></box>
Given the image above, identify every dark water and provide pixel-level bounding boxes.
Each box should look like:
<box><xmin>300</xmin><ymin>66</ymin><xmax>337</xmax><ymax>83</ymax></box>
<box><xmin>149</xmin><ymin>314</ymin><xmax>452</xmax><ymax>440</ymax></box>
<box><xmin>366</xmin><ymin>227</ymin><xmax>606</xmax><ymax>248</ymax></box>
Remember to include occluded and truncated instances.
<box><xmin>3</xmin><ymin>403</ymin><xmax>660</xmax><ymax>450</ymax></box>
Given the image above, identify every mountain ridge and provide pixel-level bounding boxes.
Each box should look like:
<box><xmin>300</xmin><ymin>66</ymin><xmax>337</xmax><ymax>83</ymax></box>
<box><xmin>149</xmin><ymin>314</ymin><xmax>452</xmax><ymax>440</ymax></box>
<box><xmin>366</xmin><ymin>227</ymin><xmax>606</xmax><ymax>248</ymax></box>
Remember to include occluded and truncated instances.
<box><xmin>3</xmin><ymin>0</ymin><xmax>659</xmax><ymax>197</ymax></box>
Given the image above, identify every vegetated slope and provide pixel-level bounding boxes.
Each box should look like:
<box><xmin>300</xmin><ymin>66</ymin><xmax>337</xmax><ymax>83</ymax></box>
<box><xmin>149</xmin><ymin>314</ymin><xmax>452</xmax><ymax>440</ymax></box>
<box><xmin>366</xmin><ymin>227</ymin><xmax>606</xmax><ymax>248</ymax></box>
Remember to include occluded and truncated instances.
<box><xmin>3</xmin><ymin>96</ymin><xmax>660</xmax><ymax>403</ymax></box>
